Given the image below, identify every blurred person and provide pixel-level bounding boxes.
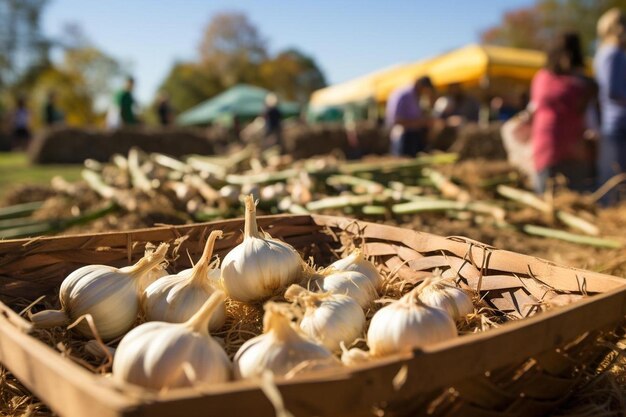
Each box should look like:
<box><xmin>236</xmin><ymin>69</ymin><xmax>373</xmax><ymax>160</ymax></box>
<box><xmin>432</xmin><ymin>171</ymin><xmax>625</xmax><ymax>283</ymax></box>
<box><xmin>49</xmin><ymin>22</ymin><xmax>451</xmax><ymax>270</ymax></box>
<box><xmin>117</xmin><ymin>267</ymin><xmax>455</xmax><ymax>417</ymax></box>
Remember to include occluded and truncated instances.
<box><xmin>385</xmin><ymin>76</ymin><xmax>436</xmax><ymax>157</ymax></box>
<box><xmin>11</xmin><ymin>96</ymin><xmax>31</xmax><ymax>150</ymax></box>
<box><xmin>156</xmin><ymin>92</ymin><xmax>173</xmax><ymax>126</ymax></box>
<box><xmin>433</xmin><ymin>83</ymin><xmax>479</xmax><ymax>124</ymax></box>
<box><xmin>43</xmin><ymin>90</ymin><xmax>63</xmax><ymax>126</ymax></box>
<box><xmin>117</xmin><ymin>76</ymin><xmax>139</xmax><ymax>126</ymax></box>
<box><xmin>262</xmin><ymin>93</ymin><xmax>282</xmax><ymax>149</ymax></box>
<box><xmin>530</xmin><ymin>31</ymin><xmax>593</xmax><ymax>194</ymax></box>
<box><xmin>595</xmin><ymin>8</ymin><xmax>626</xmax><ymax>204</ymax></box>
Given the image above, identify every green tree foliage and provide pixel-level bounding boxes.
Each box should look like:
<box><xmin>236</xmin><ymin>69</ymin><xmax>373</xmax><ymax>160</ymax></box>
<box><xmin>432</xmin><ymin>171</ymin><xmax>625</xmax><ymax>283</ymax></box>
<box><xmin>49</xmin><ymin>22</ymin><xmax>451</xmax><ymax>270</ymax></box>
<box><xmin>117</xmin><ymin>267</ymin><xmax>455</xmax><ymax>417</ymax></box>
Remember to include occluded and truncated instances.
<box><xmin>0</xmin><ymin>0</ymin><xmax>50</xmax><ymax>88</ymax></box>
<box><xmin>159</xmin><ymin>11</ymin><xmax>327</xmax><ymax>113</ymax></box>
<box><xmin>481</xmin><ymin>0</ymin><xmax>626</xmax><ymax>53</ymax></box>
<box><xmin>159</xmin><ymin>62</ymin><xmax>223</xmax><ymax>115</ymax></box>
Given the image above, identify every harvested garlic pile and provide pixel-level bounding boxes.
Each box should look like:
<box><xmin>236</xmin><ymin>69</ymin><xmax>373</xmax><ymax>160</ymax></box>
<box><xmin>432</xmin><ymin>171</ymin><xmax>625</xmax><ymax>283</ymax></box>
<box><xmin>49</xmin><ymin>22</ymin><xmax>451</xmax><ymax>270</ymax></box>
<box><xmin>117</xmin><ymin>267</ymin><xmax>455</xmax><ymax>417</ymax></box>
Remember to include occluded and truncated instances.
<box><xmin>31</xmin><ymin>243</ymin><xmax>169</xmax><ymax>340</ymax></box>
<box><xmin>221</xmin><ymin>195</ymin><xmax>303</xmax><ymax>302</ymax></box>
<box><xmin>234</xmin><ymin>302</ymin><xmax>339</xmax><ymax>379</ymax></box>
<box><xmin>285</xmin><ymin>284</ymin><xmax>365</xmax><ymax>351</ymax></box>
<box><xmin>142</xmin><ymin>230</ymin><xmax>225</xmax><ymax>330</ymax></box>
<box><xmin>113</xmin><ymin>291</ymin><xmax>231</xmax><ymax>390</ymax></box>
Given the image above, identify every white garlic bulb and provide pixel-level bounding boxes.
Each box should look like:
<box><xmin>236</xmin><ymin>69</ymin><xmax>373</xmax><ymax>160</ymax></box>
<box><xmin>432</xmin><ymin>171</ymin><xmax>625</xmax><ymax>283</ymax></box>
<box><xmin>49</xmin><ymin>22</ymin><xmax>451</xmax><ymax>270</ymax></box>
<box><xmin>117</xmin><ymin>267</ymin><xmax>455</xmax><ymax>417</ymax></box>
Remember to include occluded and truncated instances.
<box><xmin>417</xmin><ymin>276</ymin><xmax>473</xmax><ymax>320</ymax></box>
<box><xmin>319</xmin><ymin>271</ymin><xmax>377</xmax><ymax>309</ymax></box>
<box><xmin>328</xmin><ymin>250</ymin><xmax>383</xmax><ymax>290</ymax></box>
<box><xmin>367</xmin><ymin>286</ymin><xmax>457</xmax><ymax>357</ymax></box>
<box><xmin>233</xmin><ymin>303</ymin><xmax>338</xmax><ymax>379</ymax></box>
<box><xmin>340</xmin><ymin>345</ymin><xmax>371</xmax><ymax>367</ymax></box>
<box><xmin>142</xmin><ymin>231</ymin><xmax>225</xmax><ymax>330</ymax></box>
<box><xmin>113</xmin><ymin>291</ymin><xmax>231</xmax><ymax>390</ymax></box>
<box><xmin>31</xmin><ymin>243</ymin><xmax>169</xmax><ymax>340</ymax></box>
<box><xmin>285</xmin><ymin>284</ymin><xmax>365</xmax><ymax>352</ymax></box>
<box><xmin>221</xmin><ymin>195</ymin><xmax>302</xmax><ymax>302</ymax></box>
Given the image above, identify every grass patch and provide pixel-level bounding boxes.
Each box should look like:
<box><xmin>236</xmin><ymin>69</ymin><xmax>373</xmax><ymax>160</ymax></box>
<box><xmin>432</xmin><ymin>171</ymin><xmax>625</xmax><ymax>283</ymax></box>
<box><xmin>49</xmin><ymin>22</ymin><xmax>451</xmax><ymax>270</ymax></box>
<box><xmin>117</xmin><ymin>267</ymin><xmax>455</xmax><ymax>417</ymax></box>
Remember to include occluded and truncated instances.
<box><xmin>0</xmin><ymin>152</ymin><xmax>82</xmax><ymax>198</ymax></box>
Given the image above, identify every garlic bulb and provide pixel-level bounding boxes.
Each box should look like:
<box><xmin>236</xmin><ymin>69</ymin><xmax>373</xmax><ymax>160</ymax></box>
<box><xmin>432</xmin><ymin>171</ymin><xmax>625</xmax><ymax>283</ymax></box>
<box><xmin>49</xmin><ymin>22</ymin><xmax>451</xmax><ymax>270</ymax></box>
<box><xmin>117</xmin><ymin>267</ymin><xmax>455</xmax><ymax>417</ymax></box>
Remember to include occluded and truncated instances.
<box><xmin>113</xmin><ymin>291</ymin><xmax>231</xmax><ymax>390</ymax></box>
<box><xmin>285</xmin><ymin>284</ymin><xmax>365</xmax><ymax>351</ymax></box>
<box><xmin>328</xmin><ymin>250</ymin><xmax>383</xmax><ymax>290</ymax></box>
<box><xmin>142</xmin><ymin>231</ymin><xmax>225</xmax><ymax>330</ymax></box>
<box><xmin>233</xmin><ymin>303</ymin><xmax>338</xmax><ymax>379</ymax></box>
<box><xmin>417</xmin><ymin>276</ymin><xmax>473</xmax><ymax>320</ymax></box>
<box><xmin>221</xmin><ymin>195</ymin><xmax>302</xmax><ymax>302</ymax></box>
<box><xmin>340</xmin><ymin>345</ymin><xmax>371</xmax><ymax>366</ymax></box>
<box><xmin>31</xmin><ymin>243</ymin><xmax>169</xmax><ymax>340</ymax></box>
<box><xmin>367</xmin><ymin>286</ymin><xmax>457</xmax><ymax>357</ymax></box>
<box><xmin>319</xmin><ymin>271</ymin><xmax>377</xmax><ymax>309</ymax></box>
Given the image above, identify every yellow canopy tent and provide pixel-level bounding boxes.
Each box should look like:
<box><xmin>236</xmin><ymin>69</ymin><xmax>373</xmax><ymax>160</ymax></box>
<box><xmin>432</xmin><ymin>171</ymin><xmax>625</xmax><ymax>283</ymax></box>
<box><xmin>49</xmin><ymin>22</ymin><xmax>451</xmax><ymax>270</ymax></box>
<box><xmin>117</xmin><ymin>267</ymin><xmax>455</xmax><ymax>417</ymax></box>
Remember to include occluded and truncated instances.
<box><xmin>309</xmin><ymin>64</ymin><xmax>407</xmax><ymax>108</ymax></box>
<box><xmin>375</xmin><ymin>44</ymin><xmax>546</xmax><ymax>102</ymax></box>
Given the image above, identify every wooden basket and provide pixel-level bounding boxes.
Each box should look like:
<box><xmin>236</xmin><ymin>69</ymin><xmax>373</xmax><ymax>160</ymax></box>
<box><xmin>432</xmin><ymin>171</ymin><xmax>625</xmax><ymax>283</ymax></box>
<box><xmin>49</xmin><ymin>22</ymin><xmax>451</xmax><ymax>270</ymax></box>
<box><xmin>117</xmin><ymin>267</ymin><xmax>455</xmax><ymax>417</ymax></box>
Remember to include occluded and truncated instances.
<box><xmin>1</xmin><ymin>214</ymin><xmax>625</xmax><ymax>417</ymax></box>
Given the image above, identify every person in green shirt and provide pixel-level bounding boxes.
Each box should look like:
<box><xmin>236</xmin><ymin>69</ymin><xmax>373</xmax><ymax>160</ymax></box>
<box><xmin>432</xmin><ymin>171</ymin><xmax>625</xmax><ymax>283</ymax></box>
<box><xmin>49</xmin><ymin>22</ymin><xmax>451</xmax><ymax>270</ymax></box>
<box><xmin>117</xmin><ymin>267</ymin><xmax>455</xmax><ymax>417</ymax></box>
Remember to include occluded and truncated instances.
<box><xmin>117</xmin><ymin>76</ymin><xmax>138</xmax><ymax>125</ymax></box>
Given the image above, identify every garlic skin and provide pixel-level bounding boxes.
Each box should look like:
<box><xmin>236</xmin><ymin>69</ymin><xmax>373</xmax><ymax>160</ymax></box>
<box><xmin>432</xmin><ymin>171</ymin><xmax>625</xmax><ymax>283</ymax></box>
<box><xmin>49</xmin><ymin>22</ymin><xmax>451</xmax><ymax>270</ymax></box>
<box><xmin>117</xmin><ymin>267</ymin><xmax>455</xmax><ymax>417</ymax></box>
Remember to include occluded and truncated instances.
<box><xmin>221</xmin><ymin>195</ymin><xmax>302</xmax><ymax>302</ymax></box>
<box><xmin>319</xmin><ymin>271</ymin><xmax>377</xmax><ymax>309</ymax></box>
<box><xmin>143</xmin><ymin>231</ymin><xmax>225</xmax><ymax>330</ymax></box>
<box><xmin>113</xmin><ymin>291</ymin><xmax>231</xmax><ymax>390</ymax></box>
<box><xmin>233</xmin><ymin>303</ymin><xmax>338</xmax><ymax>379</ymax></box>
<box><xmin>31</xmin><ymin>243</ymin><xmax>169</xmax><ymax>340</ymax></box>
<box><xmin>418</xmin><ymin>277</ymin><xmax>473</xmax><ymax>320</ymax></box>
<box><xmin>285</xmin><ymin>285</ymin><xmax>365</xmax><ymax>352</ymax></box>
<box><xmin>367</xmin><ymin>287</ymin><xmax>457</xmax><ymax>357</ymax></box>
<box><xmin>328</xmin><ymin>250</ymin><xmax>383</xmax><ymax>290</ymax></box>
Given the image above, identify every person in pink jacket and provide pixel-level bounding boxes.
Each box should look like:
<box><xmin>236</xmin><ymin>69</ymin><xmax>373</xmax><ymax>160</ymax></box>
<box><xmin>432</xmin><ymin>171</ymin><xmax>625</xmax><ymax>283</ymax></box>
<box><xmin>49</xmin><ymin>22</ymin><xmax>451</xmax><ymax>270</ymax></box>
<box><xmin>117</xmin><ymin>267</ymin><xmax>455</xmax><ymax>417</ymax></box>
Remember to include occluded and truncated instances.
<box><xmin>530</xmin><ymin>32</ymin><xmax>594</xmax><ymax>194</ymax></box>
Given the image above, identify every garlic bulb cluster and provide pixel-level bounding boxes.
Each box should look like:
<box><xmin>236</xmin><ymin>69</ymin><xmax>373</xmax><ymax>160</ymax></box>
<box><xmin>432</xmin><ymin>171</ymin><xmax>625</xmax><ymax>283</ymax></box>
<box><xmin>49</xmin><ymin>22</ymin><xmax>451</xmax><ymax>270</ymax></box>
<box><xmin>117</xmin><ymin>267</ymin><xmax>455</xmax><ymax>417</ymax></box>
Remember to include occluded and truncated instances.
<box><xmin>142</xmin><ymin>230</ymin><xmax>225</xmax><ymax>330</ymax></box>
<box><xmin>31</xmin><ymin>243</ymin><xmax>169</xmax><ymax>340</ymax></box>
<box><xmin>367</xmin><ymin>286</ymin><xmax>457</xmax><ymax>357</ymax></box>
<box><xmin>417</xmin><ymin>276</ymin><xmax>473</xmax><ymax>320</ymax></box>
<box><xmin>234</xmin><ymin>302</ymin><xmax>338</xmax><ymax>379</ymax></box>
<box><xmin>328</xmin><ymin>250</ymin><xmax>383</xmax><ymax>290</ymax></box>
<box><xmin>113</xmin><ymin>291</ymin><xmax>231</xmax><ymax>390</ymax></box>
<box><xmin>221</xmin><ymin>195</ymin><xmax>302</xmax><ymax>302</ymax></box>
<box><xmin>285</xmin><ymin>285</ymin><xmax>365</xmax><ymax>352</ymax></box>
<box><xmin>319</xmin><ymin>271</ymin><xmax>377</xmax><ymax>309</ymax></box>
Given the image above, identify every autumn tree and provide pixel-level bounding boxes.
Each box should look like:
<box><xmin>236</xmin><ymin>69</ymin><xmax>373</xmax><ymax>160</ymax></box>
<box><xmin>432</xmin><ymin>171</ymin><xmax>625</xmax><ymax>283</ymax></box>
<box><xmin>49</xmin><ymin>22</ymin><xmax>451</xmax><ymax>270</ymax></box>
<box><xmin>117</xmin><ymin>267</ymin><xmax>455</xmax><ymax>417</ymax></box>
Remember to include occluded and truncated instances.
<box><xmin>481</xmin><ymin>0</ymin><xmax>626</xmax><ymax>53</ymax></box>
<box><xmin>28</xmin><ymin>23</ymin><xmax>124</xmax><ymax>127</ymax></box>
<box><xmin>159</xmin><ymin>11</ymin><xmax>327</xmax><ymax>113</ymax></box>
<box><xmin>259</xmin><ymin>48</ymin><xmax>326</xmax><ymax>103</ymax></box>
<box><xmin>198</xmin><ymin>12</ymin><xmax>267</xmax><ymax>87</ymax></box>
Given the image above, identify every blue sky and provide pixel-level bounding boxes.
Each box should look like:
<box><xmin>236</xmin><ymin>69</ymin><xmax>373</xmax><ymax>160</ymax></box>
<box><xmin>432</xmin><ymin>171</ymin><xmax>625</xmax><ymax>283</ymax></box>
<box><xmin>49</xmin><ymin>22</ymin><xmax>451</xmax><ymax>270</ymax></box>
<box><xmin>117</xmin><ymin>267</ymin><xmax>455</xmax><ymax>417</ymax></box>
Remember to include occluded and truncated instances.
<box><xmin>42</xmin><ymin>0</ymin><xmax>534</xmax><ymax>105</ymax></box>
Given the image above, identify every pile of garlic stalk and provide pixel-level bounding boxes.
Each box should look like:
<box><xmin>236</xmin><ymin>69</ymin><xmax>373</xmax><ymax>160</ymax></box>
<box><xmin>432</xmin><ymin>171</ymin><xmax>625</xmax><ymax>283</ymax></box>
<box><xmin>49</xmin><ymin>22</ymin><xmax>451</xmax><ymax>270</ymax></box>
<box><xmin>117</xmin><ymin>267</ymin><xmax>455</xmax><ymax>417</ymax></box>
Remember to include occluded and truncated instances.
<box><xmin>30</xmin><ymin>194</ymin><xmax>476</xmax><ymax>391</ymax></box>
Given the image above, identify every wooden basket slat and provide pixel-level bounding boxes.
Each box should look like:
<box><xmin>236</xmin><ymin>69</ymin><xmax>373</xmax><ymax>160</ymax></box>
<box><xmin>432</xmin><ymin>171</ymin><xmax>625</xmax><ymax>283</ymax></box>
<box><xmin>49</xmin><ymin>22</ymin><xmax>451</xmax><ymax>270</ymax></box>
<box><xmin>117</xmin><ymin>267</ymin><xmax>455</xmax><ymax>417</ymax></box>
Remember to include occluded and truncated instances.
<box><xmin>313</xmin><ymin>216</ymin><xmax>625</xmax><ymax>293</ymax></box>
<box><xmin>506</xmin><ymin>371</ymin><xmax>580</xmax><ymax>400</ymax></box>
<box><xmin>454</xmin><ymin>377</ymin><xmax>514</xmax><ymax>409</ymax></box>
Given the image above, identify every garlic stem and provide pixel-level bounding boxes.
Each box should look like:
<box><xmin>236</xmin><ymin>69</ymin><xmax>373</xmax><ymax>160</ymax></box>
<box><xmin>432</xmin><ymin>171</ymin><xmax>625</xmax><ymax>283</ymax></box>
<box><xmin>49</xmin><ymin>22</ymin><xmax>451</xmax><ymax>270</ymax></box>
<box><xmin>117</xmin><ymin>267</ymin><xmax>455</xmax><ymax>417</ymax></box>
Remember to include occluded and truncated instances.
<box><xmin>190</xmin><ymin>230</ymin><xmax>223</xmax><ymax>285</ymax></box>
<box><xmin>263</xmin><ymin>303</ymin><xmax>298</xmax><ymax>341</ymax></box>
<box><xmin>184</xmin><ymin>291</ymin><xmax>227</xmax><ymax>335</ymax></box>
<box><xmin>244</xmin><ymin>194</ymin><xmax>260</xmax><ymax>239</ymax></box>
<box><xmin>125</xmin><ymin>243</ymin><xmax>169</xmax><ymax>281</ymax></box>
